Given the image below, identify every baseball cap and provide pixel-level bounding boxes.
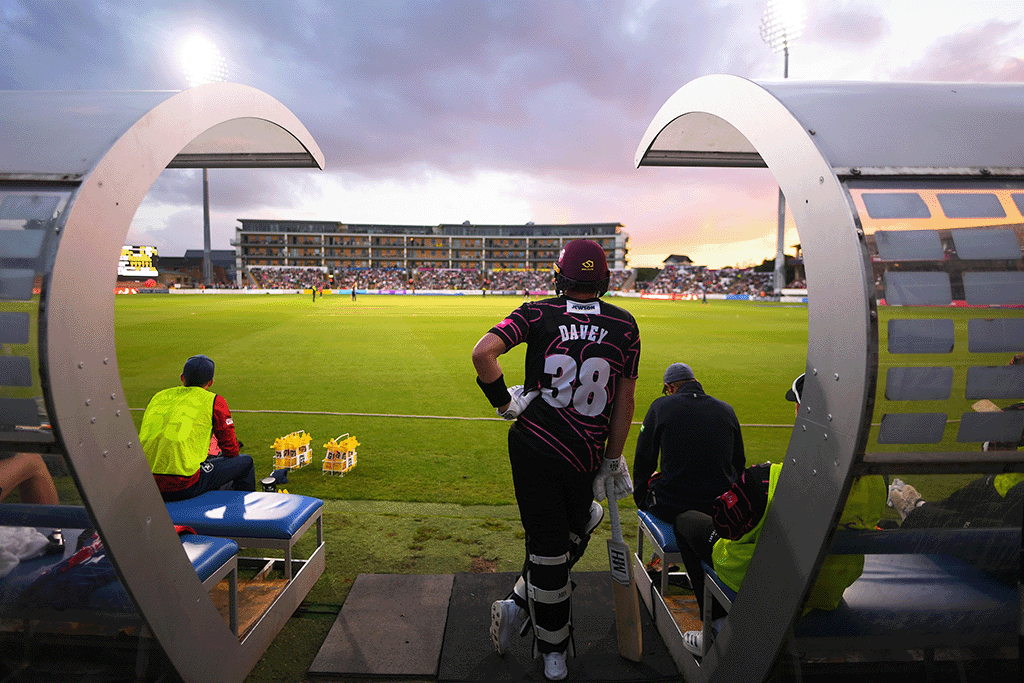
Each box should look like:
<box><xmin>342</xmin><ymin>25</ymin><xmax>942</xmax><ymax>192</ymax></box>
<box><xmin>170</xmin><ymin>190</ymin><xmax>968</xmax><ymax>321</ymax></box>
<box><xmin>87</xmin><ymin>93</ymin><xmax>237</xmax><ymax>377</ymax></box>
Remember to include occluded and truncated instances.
<box><xmin>555</xmin><ymin>239</ymin><xmax>609</xmax><ymax>282</ymax></box>
<box><xmin>785</xmin><ymin>373</ymin><xmax>805</xmax><ymax>403</ymax></box>
<box><xmin>182</xmin><ymin>354</ymin><xmax>215</xmax><ymax>386</ymax></box>
<box><xmin>663</xmin><ymin>362</ymin><xmax>695</xmax><ymax>384</ymax></box>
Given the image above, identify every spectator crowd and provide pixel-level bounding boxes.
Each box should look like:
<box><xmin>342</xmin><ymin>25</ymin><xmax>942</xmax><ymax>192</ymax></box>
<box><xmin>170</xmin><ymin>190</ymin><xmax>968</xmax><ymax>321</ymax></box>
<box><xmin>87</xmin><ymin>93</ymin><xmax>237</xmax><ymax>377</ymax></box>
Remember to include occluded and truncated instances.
<box><xmin>244</xmin><ymin>264</ymin><xmax>800</xmax><ymax>295</ymax></box>
<box><xmin>637</xmin><ymin>265</ymin><xmax>777</xmax><ymax>297</ymax></box>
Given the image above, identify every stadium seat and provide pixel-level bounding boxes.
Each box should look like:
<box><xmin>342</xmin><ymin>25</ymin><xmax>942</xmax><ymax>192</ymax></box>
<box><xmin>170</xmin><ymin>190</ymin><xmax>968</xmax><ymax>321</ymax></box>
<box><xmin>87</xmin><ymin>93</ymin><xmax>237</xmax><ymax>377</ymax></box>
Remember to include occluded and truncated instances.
<box><xmin>635</xmin><ymin>510</ymin><xmax>686</xmax><ymax>599</ymax></box>
<box><xmin>696</xmin><ymin>528</ymin><xmax>1020</xmax><ymax>668</ymax></box>
<box><xmin>165</xmin><ymin>490</ymin><xmax>323</xmax><ymax>581</ymax></box>
<box><xmin>0</xmin><ymin>504</ymin><xmax>238</xmax><ymax>635</ymax></box>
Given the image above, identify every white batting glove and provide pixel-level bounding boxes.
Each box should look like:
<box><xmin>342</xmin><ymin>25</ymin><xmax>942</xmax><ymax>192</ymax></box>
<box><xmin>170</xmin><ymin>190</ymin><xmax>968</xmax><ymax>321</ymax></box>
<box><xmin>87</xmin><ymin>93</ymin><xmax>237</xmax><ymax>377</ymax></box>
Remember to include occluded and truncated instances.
<box><xmin>593</xmin><ymin>456</ymin><xmax>633</xmax><ymax>502</ymax></box>
<box><xmin>497</xmin><ymin>385</ymin><xmax>539</xmax><ymax>420</ymax></box>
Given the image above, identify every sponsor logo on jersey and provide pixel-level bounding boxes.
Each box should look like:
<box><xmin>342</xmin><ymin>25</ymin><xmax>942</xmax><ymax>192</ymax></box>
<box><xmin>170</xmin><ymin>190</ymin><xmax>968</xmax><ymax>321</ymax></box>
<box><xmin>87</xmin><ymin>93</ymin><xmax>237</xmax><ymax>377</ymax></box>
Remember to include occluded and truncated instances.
<box><xmin>566</xmin><ymin>300</ymin><xmax>600</xmax><ymax>315</ymax></box>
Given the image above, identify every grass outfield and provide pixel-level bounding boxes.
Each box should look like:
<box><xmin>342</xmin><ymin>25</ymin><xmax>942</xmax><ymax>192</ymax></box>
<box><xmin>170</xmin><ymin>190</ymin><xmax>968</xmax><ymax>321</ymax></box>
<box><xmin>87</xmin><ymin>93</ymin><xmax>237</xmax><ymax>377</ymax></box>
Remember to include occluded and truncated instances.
<box><xmin>114</xmin><ymin>294</ymin><xmax>810</xmax><ymax>506</ymax></box>
<box><xmin>106</xmin><ymin>293</ymin><xmax>1016</xmax><ymax>683</ymax></box>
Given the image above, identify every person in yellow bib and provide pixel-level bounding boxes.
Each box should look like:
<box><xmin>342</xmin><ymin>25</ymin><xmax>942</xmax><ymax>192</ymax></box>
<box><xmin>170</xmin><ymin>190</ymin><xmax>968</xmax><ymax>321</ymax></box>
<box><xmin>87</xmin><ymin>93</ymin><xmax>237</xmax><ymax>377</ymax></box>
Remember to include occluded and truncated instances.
<box><xmin>140</xmin><ymin>355</ymin><xmax>256</xmax><ymax>501</ymax></box>
<box><xmin>673</xmin><ymin>373</ymin><xmax>886</xmax><ymax>656</ymax></box>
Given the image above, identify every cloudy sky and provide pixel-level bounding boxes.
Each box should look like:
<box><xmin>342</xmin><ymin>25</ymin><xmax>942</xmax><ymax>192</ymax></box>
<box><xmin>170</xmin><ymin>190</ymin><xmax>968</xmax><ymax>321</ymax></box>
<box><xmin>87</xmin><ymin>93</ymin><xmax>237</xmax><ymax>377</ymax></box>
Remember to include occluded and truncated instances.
<box><xmin>3</xmin><ymin>1</ymin><xmax>1023</xmax><ymax>268</ymax></box>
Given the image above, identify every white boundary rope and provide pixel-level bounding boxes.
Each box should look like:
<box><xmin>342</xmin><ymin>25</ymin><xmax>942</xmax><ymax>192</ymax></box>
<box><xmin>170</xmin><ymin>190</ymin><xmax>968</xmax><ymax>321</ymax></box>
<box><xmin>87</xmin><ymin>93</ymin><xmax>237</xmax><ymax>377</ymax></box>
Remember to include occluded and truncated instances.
<box><xmin>128</xmin><ymin>407</ymin><xmax>799</xmax><ymax>427</ymax></box>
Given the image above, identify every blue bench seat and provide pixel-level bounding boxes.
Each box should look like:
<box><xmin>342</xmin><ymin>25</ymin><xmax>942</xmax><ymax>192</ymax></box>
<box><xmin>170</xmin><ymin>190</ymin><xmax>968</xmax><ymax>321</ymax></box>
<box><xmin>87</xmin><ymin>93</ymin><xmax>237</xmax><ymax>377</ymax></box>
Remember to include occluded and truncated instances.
<box><xmin>697</xmin><ymin>531</ymin><xmax>1019</xmax><ymax>661</ymax></box>
<box><xmin>166</xmin><ymin>491</ymin><xmax>324</xmax><ymax>581</ymax></box>
<box><xmin>636</xmin><ymin>510</ymin><xmax>685</xmax><ymax>597</ymax></box>
<box><xmin>0</xmin><ymin>512</ymin><xmax>239</xmax><ymax>634</ymax></box>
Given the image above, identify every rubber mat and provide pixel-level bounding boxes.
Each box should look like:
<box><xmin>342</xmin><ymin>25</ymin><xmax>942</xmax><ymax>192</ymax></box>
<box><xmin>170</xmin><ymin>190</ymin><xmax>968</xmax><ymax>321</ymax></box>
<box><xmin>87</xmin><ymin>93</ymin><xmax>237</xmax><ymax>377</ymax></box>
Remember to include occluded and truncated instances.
<box><xmin>437</xmin><ymin>571</ymin><xmax>679</xmax><ymax>682</ymax></box>
<box><xmin>309</xmin><ymin>573</ymin><xmax>454</xmax><ymax>677</ymax></box>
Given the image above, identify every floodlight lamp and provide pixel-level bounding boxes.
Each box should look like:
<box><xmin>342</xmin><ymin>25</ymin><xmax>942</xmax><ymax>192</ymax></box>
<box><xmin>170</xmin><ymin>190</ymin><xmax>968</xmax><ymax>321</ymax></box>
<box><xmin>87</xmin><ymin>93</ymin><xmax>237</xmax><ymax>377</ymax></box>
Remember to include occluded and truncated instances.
<box><xmin>181</xmin><ymin>33</ymin><xmax>228</xmax><ymax>87</ymax></box>
<box><xmin>759</xmin><ymin>0</ymin><xmax>806</xmax><ymax>53</ymax></box>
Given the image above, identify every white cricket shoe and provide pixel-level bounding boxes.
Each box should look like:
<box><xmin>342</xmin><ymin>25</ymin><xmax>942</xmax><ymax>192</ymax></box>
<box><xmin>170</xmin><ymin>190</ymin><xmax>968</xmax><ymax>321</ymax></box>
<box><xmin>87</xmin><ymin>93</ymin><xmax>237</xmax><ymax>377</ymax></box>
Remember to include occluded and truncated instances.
<box><xmin>683</xmin><ymin>629</ymin><xmax>704</xmax><ymax>656</ymax></box>
<box><xmin>490</xmin><ymin>599</ymin><xmax>522</xmax><ymax>656</ymax></box>
<box><xmin>542</xmin><ymin>651</ymin><xmax>568</xmax><ymax>680</ymax></box>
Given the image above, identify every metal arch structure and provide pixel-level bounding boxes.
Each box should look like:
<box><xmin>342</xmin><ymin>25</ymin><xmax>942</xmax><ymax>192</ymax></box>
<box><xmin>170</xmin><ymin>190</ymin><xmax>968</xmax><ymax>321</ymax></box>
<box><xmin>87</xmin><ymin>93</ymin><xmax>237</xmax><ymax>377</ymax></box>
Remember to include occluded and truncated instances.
<box><xmin>0</xmin><ymin>84</ymin><xmax>323</xmax><ymax>683</ymax></box>
<box><xmin>636</xmin><ymin>75</ymin><xmax>1024</xmax><ymax>681</ymax></box>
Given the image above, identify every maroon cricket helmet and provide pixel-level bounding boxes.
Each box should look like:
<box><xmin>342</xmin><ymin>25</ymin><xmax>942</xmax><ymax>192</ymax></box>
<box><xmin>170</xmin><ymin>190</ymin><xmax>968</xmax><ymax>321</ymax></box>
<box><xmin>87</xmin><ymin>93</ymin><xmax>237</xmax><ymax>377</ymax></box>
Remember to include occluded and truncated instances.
<box><xmin>553</xmin><ymin>239</ymin><xmax>610</xmax><ymax>296</ymax></box>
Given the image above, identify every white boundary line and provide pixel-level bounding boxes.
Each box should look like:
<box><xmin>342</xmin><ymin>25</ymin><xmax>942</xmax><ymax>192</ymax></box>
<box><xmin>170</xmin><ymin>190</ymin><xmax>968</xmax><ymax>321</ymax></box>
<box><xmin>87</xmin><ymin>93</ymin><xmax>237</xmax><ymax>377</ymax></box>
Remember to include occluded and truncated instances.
<box><xmin>127</xmin><ymin>407</ymin><xmax>800</xmax><ymax>427</ymax></box>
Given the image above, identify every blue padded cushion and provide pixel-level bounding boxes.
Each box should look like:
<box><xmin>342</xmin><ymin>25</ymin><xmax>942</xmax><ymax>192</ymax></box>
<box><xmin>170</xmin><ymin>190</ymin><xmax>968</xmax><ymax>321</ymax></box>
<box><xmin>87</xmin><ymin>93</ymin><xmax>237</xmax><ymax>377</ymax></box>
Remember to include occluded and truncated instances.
<box><xmin>794</xmin><ymin>553</ymin><xmax>1017</xmax><ymax>639</ymax></box>
<box><xmin>830</xmin><ymin>527</ymin><xmax>1021</xmax><ymax>556</ymax></box>
<box><xmin>638</xmin><ymin>510</ymin><xmax>679</xmax><ymax>553</ymax></box>
<box><xmin>166</xmin><ymin>491</ymin><xmax>323</xmax><ymax>540</ymax></box>
<box><xmin>88</xmin><ymin>534</ymin><xmax>238</xmax><ymax>613</ymax></box>
<box><xmin>0</xmin><ymin>504</ymin><xmax>91</xmax><ymax>529</ymax></box>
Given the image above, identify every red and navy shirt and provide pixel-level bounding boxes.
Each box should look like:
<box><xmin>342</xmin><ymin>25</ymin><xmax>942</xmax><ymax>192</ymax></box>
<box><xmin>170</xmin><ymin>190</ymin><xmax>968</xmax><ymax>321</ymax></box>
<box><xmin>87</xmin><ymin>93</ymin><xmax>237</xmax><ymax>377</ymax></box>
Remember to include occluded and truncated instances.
<box><xmin>488</xmin><ymin>295</ymin><xmax>641</xmax><ymax>473</ymax></box>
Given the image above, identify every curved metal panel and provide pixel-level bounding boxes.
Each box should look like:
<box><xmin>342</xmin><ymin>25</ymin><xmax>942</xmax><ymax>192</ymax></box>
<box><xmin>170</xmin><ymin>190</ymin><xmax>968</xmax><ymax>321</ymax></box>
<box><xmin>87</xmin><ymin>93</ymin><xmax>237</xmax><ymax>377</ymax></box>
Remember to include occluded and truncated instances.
<box><xmin>0</xmin><ymin>84</ymin><xmax>324</xmax><ymax>180</ymax></box>
<box><xmin>40</xmin><ymin>84</ymin><xmax>323</xmax><ymax>683</ymax></box>
<box><xmin>637</xmin><ymin>76</ymin><xmax>1024</xmax><ymax>174</ymax></box>
<box><xmin>636</xmin><ymin>74</ymin><xmax>876</xmax><ymax>682</ymax></box>
<box><xmin>0</xmin><ymin>91</ymin><xmax>178</xmax><ymax>180</ymax></box>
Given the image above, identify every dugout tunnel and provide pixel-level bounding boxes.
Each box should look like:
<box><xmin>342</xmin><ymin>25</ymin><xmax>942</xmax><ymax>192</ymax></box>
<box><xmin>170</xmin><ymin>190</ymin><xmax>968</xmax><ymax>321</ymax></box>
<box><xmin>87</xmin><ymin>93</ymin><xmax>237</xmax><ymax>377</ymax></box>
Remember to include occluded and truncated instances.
<box><xmin>0</xmin><ymin>85</ymin><xmax>324</xmax><ymax>682</ymax></box>
<box><xmin>635</xmin><ymin>75</ymin><xmax>1024</xmax><ymax>681</ymax></box>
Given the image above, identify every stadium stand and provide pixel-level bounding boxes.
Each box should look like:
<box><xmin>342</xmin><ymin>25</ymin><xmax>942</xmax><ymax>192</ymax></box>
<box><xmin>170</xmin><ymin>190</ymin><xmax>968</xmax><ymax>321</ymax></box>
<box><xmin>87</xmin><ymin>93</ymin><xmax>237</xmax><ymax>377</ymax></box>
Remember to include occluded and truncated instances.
<box><xmin>638</xmin><ymin>264</ymin><xmax>774</xmax><ymax>296</ymax></box>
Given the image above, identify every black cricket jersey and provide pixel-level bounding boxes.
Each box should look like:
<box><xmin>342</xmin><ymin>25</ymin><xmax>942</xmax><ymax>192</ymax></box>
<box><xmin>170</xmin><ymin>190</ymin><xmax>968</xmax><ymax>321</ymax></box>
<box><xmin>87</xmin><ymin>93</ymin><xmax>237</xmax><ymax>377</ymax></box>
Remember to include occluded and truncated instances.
<box><xmin>488</xmin><ymin>295</ymin><xmax>641</xmax><ymax>473</ymax></box>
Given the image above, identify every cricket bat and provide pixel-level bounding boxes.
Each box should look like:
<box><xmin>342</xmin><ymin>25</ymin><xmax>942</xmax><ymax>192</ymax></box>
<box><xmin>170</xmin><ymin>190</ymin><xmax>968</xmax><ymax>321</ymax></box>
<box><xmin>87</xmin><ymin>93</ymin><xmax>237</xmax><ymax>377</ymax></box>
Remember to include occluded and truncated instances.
<box><xmin>972</xmin><ymin>399</ymin><xmax>1002</xmax><ymax>413</ymax></box>
<box><xmin>605</xmin><ymin>481</ymin><xmax>643</xmax><ymax>662</ymax></box>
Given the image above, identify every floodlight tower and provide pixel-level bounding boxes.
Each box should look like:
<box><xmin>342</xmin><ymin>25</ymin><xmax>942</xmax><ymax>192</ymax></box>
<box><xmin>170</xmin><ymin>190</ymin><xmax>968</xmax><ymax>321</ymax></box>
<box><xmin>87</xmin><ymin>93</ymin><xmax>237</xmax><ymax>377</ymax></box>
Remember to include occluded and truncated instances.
<box><xmin>181</xmin><ymin>34</ymin><xmax>228</xmax><ymax>286</ymax></box>
<box><xmin>760</xmin><ymin>0</ymin><xmax>805</xmax><ymax>294</ymax></box>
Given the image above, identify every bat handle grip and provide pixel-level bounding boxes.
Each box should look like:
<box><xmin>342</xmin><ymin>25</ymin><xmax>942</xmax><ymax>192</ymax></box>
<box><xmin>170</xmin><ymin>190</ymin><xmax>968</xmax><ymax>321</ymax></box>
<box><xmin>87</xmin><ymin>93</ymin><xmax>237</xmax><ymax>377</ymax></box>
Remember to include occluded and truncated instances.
<box><xmin>606</xmin><ymin>480</ymin><xmax>623</xmax><ymax>543</ymax></box>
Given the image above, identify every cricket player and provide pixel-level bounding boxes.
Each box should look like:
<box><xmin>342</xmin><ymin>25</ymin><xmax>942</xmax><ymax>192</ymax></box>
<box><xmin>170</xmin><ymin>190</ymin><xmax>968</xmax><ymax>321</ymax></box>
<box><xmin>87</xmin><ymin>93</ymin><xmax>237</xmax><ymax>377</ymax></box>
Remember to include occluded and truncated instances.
<box><xmin>472</xmin><ymin>239</ymin><xmax>640</xmax><ymax>681</ymax></box>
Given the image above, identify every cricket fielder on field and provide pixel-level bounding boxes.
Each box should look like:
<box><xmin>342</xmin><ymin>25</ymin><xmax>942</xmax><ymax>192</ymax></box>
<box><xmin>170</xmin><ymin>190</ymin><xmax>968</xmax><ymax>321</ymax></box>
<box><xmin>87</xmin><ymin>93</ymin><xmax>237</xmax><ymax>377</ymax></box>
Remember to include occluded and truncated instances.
<box><xmin>471</xmin><ymin>239</ymin><xmax>641</xmax><ymax>681</ymax></box>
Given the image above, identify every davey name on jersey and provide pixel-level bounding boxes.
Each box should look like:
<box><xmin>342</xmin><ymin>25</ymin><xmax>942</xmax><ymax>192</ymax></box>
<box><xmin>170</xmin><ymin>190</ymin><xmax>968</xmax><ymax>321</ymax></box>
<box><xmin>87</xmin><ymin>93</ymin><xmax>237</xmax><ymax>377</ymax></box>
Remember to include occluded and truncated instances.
<box><xmin>558</xmin><ymin>323</ymin><xmax>611</xmax><ymax>344</ymax></box>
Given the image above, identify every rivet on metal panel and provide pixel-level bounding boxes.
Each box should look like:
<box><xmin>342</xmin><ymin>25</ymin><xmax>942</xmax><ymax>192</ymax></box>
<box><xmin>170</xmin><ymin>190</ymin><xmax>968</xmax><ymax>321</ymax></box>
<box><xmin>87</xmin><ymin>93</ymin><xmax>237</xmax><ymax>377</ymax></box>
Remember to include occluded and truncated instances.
<box><xmin>812</xmin><ymin>368</ymin><xmax>817</xmax><ymax>375</ymax></box>
<box><xmin>851</xmin><ymin>168</ymin><xmax>861</xmax><ymax>175</ymax></box>
<box><xmin>90</xmin><ymin>417</ymin><xmax>96</xmax><ymax>424</ymax></box>
<box><xmin>802</xmin><ymin>425</ymin><xmax>806</xmax><ymax>431</ymax></box>
<box><xmin>980</xmin><ymin>168</ymin><xmax>991</xmax><ymax>176</ymax></box>
<box><xmin>127</xmin><ymin>442</ymin><xmax>132</xmax><ymax>448</ymax></box>
<box><xmin>823</xmin><ymin>433</ymin><xmax>828</xmax><ymax>441</ymax></box>
<box><xmin>819</xmin><ymin>176</ymin><xmax>824</xmax><ymax>184</ymax></box>
<box><xmin>835</xmin><ymin>374</ymin><xmax>839</xmax><ymax>381</ymax></box>
<box><xmin>116</xmin><ymin>410</ymin><xmax>121</xmax><ymax>417</ymax></box>
<box><xmin>812</xmin><ymin>469</ymin><xmax>817</xmax><ymax>475</ymax></box>
<box><xmin>828</xmin><ymin>414</ymin><xmax>833</xmax><ymax>421</ymax></box>
<box><xmin>102</xmin><ymin>451</ymin><xmax>108</xmax><ymax>457</ymax></box>
<box><xmin>834</xmin><ymin>459</ymin><xmax>839</xmax><ymax>467</ymax></box>
<box><xmin>110</xmin><ymin>394</ymin><xmax>115</xmax><ymax>400</ymax></box>
<box><xmin>809</xmin><ymin>130</ymin><xmax>816</xmax><ymax>135</ymax></box>
<box><xmin>85</xmin><ymin>399</ymin><xmax>91</xmax><ymax>406</ymax></box>
<box><xmin>103</xmin><ymin>358</ymin><xmax>109</xmax><ymax>365</ymax></box>
<box><xmin>78</xmin><ymin>362</ymin><xmax>83</xmax><ymax>369</ymax></box>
